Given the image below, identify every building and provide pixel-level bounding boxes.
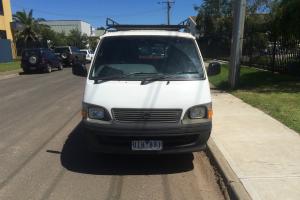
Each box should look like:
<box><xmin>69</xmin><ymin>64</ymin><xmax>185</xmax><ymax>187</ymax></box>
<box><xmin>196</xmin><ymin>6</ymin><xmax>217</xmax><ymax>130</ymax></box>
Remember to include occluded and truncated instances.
<box><xmin>40</xmin><ymin>20</ymin><xmax>93</xmax><ymax>36</ymax></box>
<box><xmin>0</xmin><ymin>0</ymin><xmax>15</xmax><ymax>62</ymax></box>
<box><xmin>187</xmin><ymin>16</ymin><xmax>200</xmax><ymax>39</ymax></box>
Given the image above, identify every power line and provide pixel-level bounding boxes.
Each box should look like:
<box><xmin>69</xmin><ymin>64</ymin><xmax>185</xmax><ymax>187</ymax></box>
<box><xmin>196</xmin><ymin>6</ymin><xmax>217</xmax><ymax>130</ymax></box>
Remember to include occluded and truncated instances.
<box><xmin>158</xmin><ymin>0</ymin><xmax>175</xmax><ymax>25</ymax></box>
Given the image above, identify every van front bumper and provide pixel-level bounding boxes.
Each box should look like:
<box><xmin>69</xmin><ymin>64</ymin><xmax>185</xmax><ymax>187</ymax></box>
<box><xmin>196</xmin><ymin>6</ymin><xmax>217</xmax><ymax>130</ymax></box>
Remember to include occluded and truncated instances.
<box><xmin>82</xmin><ymin>120</ymin><xmax>212</xmax><ymax>154</ymax></box>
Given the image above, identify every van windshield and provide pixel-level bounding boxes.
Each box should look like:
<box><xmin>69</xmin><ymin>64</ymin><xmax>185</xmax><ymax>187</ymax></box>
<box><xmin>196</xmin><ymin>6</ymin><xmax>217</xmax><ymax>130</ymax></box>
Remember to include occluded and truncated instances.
<box><xmin>90</xmin><ymin>36</ymin><xmax>205</xmax><ymax>80</ymax></box>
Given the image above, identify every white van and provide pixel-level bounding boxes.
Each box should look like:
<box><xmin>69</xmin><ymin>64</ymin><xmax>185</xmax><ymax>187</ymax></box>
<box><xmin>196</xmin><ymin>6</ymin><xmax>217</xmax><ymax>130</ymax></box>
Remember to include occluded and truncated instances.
<box><xmin>72</xmin><ymin>24</ymin><xmax>220</xmax><ymax>154</ymax></box>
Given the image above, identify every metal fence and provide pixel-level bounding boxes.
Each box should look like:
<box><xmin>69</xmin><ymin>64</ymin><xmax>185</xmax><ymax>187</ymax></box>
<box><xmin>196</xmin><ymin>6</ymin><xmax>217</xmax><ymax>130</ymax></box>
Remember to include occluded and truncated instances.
<box><xmin>242</xmin><ymin>35</ymin><xmax>300</xmax><ymax>74</ymax></box>
<box><xmin>197</xmin><ymin>37</ymin><xmax>231</xmax><ymax>61</ymax></box>
<box><xmin>198</xmin><ymin>35</ymin><xmax>300</xmax><ymax>75</ymax></box>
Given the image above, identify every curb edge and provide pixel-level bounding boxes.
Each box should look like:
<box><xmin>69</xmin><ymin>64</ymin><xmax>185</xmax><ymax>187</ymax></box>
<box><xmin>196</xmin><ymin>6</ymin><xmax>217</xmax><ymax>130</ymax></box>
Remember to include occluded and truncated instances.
<box><xmin>0</xmin><ymin>69</ymin><xmax>22</xmax><ymax>81</ymax></box>
<box><xmin>207</xmin><ymin>139</ymin><xmax>252</xmax><ymax>200</ymax></box>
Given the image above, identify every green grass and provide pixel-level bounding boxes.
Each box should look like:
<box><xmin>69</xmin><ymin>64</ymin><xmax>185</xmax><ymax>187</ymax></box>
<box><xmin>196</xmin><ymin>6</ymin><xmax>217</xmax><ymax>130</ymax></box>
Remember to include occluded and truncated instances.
<box><xmin>0</xmin><ymin>61</ymin><xmax>21</xmax><ymax>73</ymax></box>
<box><xmin>209</xmin><ymin>64</ymin><xmax>300</xmax><ymax>134</ymax></box>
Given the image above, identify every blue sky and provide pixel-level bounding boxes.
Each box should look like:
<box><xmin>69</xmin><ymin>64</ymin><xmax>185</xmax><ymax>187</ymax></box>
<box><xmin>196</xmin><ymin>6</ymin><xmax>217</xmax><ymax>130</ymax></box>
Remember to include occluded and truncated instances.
<box><xmin>11</xmin><ymin>0</ymin><xmax>201</xmax><ymax>28</ymax></box>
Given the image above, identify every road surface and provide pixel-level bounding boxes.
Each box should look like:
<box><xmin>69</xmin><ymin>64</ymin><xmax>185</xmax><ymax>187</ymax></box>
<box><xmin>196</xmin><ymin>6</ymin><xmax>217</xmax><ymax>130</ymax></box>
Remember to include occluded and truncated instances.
<box><xmin>0</xmin><ymin>68</ymin><xmax>225</xmax><ymax>200</ymax></box>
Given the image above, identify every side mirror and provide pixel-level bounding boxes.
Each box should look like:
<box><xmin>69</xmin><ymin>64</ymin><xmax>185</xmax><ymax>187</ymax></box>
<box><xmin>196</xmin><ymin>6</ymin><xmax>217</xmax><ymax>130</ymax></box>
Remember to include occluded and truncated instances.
<box><xmin>207</xmin><ymin>62</ymin><xmax>221</xmax><ymax>76</ymax></box>
<box><xmin>72</xmin><ymin>63</ymin><xmax>87</xmax><ymax>77</ymax></box>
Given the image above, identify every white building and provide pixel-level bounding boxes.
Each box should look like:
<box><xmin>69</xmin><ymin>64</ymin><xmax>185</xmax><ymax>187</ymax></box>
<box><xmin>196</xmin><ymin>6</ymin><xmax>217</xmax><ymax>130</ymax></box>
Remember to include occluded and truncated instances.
<box><xmin>40</xmin><ymin>20</ymin><xmax>93</xmax><ymax>36</ymax></box>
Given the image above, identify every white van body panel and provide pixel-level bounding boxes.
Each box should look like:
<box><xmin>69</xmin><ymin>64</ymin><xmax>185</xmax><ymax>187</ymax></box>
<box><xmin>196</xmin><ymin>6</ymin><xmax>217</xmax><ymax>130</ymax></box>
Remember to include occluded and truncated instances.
<box><xmin>81</xmin><ymin>30</ymin><xmax>214</xmax><ymax>153</ymax></box>
<box><xmin>84</xmin><ymin>30</ymin><xmax>212</xmax><ymax>118</ymax></box>
<box><xmin>100</xmin><ymin>30</ymin><xmax>196</xmax><ymax>39</ymax></box>
<box><xmin>83</xmin><ymin>79</ymin><xmax>211</xmax><ymax>118</ymax></box>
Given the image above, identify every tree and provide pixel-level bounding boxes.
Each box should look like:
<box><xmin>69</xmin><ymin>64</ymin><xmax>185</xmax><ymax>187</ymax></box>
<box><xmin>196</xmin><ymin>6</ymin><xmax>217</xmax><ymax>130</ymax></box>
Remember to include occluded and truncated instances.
<box><xmin>37</xmin><ymin>24</ymin><xmax>57</xmax><ymax>47</ymax></box>
<box><xmin>12</xmin><ymin>9</ymin><xmax>98</xmax><ymax>51</ymax></box>
<box><xmin>13</xmin><ymin>9</ymin><xmax>39</xmax><ymax>48</ymax></box>
<box><xmin>195</xmin><ymin>0</ymin><xmax>232</xmax><ymax>57</ymax></box>
<box><xmin>247</xmin><ymin>0</ymin><xmax>272</xmax><ymax>14</ymax></box>
<box><xmin>54</xmin><ymin>32</ymin><xmax>68</xmax><ymax>46</ymax></box>
<box><xmin>66</xmin><ymin>29</ymin><xmax>88</xmax><ymax>49</ymax></box>
<box><xmin>88</xmin><ymin>37</ymin><xmax>99</xmax><ymax>51</ymax></box>
<box><xmin>275</xmin><ymin>0</ymin><xmax>300</xmax><ymax>38</ymax></box>
<box><xmin>195</xmin><ymin>0</ymin><xmax>272</xmax><ymax>58</ymax></box>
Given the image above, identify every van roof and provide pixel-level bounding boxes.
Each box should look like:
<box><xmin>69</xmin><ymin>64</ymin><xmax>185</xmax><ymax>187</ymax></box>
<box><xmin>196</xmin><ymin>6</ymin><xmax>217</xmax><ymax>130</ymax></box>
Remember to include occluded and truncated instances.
<box><xmin>101</xmin><ymin>30</ymin><xmax>195</xmax><ymax>39</ymax></box>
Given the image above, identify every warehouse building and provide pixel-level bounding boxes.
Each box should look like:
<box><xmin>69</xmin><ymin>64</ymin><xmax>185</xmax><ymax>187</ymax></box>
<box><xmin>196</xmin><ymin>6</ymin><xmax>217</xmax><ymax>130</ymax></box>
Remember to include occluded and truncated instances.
<box><xmin>40</xmin><ymin>20</ymin><xmax>93</xmax><ymax>36</ymax></box>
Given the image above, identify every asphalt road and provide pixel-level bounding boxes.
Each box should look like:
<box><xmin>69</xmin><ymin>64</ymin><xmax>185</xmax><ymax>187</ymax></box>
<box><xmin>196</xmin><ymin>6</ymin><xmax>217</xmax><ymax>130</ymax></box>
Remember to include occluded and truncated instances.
<box><xmin>0</xmin><ymin>68</ymin><xmax>225</xmax><ymax>200</ymax></box>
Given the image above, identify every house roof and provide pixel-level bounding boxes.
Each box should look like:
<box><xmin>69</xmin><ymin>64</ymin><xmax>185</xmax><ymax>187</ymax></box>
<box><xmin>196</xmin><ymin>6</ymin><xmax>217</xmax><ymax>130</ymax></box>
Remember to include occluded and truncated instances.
<box><xmin>189</xmin><ymin>16</ymin><xmax>197</xmax><ymax>25</ymax></box>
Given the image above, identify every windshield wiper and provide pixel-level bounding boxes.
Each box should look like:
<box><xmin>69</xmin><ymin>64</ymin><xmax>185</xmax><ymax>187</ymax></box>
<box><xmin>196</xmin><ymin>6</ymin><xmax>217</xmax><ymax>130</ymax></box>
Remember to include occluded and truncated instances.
<box><xmin>93</xmin><ymin>72</ymin><xmax>160</xmax><ymax>84</ymax></box>
<box><xmin>140</xmin><ymin>72</ymin><xmax>203</xmax><ymax>85</ymax></box>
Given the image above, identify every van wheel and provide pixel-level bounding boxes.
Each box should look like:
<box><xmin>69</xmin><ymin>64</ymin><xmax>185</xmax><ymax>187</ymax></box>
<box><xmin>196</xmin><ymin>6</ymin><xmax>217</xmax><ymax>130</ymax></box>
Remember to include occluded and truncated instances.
<box><xmin>45</xmin><ymin>64</ymin><xmax>52</xmax><ymax>73</ymax></box>
<box><xmin>58</xmin><ymin>63</ymin><xmax>63</xmax><ymax>70</ymax></box>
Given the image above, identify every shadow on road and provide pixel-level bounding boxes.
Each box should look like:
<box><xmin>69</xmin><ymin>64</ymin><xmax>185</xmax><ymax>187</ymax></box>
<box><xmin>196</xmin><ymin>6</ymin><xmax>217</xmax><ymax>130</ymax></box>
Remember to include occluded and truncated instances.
<box><xmin>19</xmin><ymin>69</ymin><xmax>61</xmax><ymax>76</ymax></box>
<box><xmin>60</xmin><ymin>123</ymin><xmax>194</xmax><ymax>175</ymax></box>
<box><xmin>19</xmin><ymin>71</ymin><xmax>40</xmax><ymax>75</ymax></box>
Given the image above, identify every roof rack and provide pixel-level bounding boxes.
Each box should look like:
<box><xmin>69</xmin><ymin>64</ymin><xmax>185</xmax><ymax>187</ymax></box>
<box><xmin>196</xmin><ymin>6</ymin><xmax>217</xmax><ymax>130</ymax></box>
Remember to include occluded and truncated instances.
<box><xmin>106</xmin><ymin>18</ymin><xmax>189</xmax><ymax>32</ymax></box>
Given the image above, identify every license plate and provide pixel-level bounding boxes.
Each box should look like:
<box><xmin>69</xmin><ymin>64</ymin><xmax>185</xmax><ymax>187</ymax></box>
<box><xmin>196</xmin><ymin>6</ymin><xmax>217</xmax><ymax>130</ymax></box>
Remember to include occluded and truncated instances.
<box><xmin>29</xmin><ymin>67</ymin><xmax>36</xmax><ymax>70</ymax></box>
<box><xmin>132</xmin><ymin>140</ymin><xmax>163</xmax><ymax>151</ymax></box>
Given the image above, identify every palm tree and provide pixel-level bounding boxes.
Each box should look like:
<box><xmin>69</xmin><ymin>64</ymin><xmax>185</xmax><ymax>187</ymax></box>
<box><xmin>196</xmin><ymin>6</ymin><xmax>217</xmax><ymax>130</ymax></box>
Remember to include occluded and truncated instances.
<box><xmin>13</xmin><ymin>9</ymin><xmax>39</xmax><ymax>48</ymax></box>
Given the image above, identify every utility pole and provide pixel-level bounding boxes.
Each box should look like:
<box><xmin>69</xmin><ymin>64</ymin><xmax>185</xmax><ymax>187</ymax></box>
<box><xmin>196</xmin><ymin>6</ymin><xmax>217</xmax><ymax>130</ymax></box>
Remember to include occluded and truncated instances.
<box><xmin>159</xmin><ymin>0</ymin><xmax>175</xmax><ymax>25</ymax></box>
<box><xmin>229</xmin><ymin>0</ymin><xmax>246</xmax><ymax>89</ymax></box>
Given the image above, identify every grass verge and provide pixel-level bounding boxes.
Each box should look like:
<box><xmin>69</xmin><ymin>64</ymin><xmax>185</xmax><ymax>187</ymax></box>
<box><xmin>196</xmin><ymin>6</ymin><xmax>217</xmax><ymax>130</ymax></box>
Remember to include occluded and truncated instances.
<box><xmin>209</xmin><ymin>64</ymin><xmax>300</xmax><ymax>134</ymax></box>
<box><xmin>0</xmin><ymin>61</ymin><xmax>21</xmax><ymax>73</ymax></box>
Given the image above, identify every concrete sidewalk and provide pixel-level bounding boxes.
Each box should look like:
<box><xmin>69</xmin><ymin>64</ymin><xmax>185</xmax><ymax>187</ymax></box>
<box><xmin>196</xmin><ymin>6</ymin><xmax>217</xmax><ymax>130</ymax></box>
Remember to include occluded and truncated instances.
<box><xmin>210</xmin><ymin>90</ymin><xmax>300</xmax><ymax>200</ymax></box>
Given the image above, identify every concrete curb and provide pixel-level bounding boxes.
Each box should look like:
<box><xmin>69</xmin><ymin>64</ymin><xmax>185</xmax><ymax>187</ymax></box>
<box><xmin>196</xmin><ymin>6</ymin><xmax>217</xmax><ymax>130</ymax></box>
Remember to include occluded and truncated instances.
<box><xmin>206</xmin><ymin>139</ymin><xmax>252</xmax><ymax>200</ymax></box>
<box><xmin>0</xmin><ymin>69</ymin><xmax>22</xmax><ymax>80</ymax></box>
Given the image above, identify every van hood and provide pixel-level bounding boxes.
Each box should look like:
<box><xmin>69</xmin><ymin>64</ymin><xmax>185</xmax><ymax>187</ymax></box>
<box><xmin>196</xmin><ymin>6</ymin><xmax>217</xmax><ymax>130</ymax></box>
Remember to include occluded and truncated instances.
<box><xmin>83</xmin><ymin>80</ymin><xmax>211</xmax><ymax>114</ymax></box>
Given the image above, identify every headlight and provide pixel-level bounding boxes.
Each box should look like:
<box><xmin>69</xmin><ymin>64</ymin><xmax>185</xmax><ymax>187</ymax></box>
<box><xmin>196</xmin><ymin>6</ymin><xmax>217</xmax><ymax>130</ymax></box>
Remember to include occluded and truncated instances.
<box><xmin>84</xmin><ymin>104</ymin><xmax>111</xmax><ymax>121</ymax></box>
<box><xmin>88</xmin><ymin>107</ymin><xmax>105</xmax><ymax>120</ymax></box>
<box><xmin>189</xmin><ymin>106</ymin><xmax>206</xmax><ymax>119</ymax></box>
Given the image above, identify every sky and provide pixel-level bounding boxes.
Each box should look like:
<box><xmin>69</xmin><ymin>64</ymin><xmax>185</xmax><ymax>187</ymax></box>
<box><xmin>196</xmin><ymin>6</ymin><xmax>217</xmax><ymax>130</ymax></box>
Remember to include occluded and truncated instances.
<box><xmin>11</xmin><ymin>0</ymin><xmax>202</xmax><ymax>28</ymax></box>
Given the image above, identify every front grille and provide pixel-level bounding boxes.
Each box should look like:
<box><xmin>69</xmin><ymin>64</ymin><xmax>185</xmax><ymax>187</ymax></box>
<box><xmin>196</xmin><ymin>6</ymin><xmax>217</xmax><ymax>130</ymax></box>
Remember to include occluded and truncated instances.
<box><xmin>112</xmin><ymin>109</ymin><xmax>182</xmax><ymax>123</ymax></box>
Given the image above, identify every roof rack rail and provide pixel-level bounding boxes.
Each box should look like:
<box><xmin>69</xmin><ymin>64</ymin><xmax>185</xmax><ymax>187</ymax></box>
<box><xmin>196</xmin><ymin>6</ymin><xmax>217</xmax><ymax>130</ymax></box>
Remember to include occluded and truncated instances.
<box><xmin>105</xmin><ymin>18</ymin><xmax>189</xmax><ymax>32</ymax></box>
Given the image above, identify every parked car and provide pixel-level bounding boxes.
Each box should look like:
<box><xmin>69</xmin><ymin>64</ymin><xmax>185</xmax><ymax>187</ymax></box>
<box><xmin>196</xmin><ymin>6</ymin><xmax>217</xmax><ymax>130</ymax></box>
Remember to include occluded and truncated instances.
<box><xmin>54</xmin><ymin>46</ymin><xmax>86</xmax><ymax>66</ymax></box>
<box><xmin>72</xmin><ymin>26</ymin><xmax>220</xmax><ymax>154</ymax></box>
<box><xmin>21</xmin><ymin>48</ymin><xmax>63</xmax><ymax>73</ymax></box>
<box><xmin>80</xmin><ymin>49</ymin><xmax>94</xmax><ymax>62</ymax></box>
